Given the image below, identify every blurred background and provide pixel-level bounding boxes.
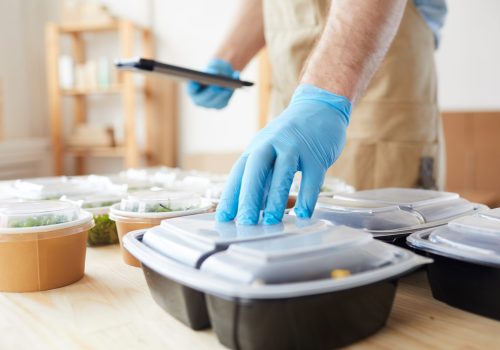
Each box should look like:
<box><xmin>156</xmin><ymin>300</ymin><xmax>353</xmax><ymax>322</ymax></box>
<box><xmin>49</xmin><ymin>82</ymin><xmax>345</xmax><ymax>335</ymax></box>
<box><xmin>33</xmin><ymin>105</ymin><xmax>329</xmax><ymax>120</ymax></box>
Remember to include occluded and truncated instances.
<box><xmin>0</xmin><ymin>0</ymin><xmax>499</xmax><ymax>204</ymax></box>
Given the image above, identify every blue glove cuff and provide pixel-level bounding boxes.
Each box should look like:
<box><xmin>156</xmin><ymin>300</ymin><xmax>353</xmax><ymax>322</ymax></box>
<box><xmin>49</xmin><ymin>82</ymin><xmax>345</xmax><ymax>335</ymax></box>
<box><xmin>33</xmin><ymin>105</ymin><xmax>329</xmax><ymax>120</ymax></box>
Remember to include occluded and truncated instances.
<box><xmin>291</xmin><ymin>84</ymin><xmax>352</xmax><ymax>124</ymax></box>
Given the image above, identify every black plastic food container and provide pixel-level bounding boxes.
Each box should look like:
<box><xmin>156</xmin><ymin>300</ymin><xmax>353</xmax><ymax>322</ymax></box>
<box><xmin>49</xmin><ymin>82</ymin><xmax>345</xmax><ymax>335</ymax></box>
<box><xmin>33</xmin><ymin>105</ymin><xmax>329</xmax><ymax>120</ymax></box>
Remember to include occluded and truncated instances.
<box><xmin>407</xmin><ymin>208</ymin><xmax>500</xmax><ymax>320</ymax></box>
<box><xmin>124</xmin><ymin>215</ymin><xmax>430</xmax><ymax>349</ymax></box>
<box><xmin>313</xmin><ymin>188</ymin><xmax>484</xmax><ymax>246</ymax></box>
<box><xmin>126</xmin><ymin>213</ymin><xmax>328</xmax><ymax>329</ymax></box>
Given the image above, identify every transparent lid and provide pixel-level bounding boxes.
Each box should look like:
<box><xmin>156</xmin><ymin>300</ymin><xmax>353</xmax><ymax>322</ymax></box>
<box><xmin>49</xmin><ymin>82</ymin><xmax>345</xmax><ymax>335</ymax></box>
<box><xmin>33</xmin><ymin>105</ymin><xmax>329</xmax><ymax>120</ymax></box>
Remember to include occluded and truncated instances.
<box><xmin>0</xmin><ymin>201</ymin><xmax>80</xmax><ymax>229</ymax></box>
<box><xmin>408</xmin><ymin>208</ymin><xmax>500</xmax><ymax>266</ymax></box>
<box><xmin>142</xmin><ymin>213</ymin><xmax>328</xmax><ymax>267</ymax></box>
<box><xmin>119</xmin><ymin>190</ymin><xmax>201</xmax><ymax>213</ymax></box>
<box><xmin>62</xmin><ymin>193</ymin><xmax>123</xmax><ymax>209</ymax></box>
<box><xmin>335</xmin><ymin>188</ymin><xmax>458</xmax><ymax>208</ymax></box>
<box><xmin>201</xmin><ymin>226</ymin><xmax>408</xmax><ymax>285</ymax></box>
<box><xmin>13</xmin><ymin>176</ymin><xmax>118</xmax><ymax>200</ymax></box>
<box><xmin>315</xmin><ymin>188</ymin><xmax>475</xmax><ymax>232</ymax></box>
<box><xmin>314</xmin><ymin>198</ymin><xmax>422</xmax><ymax>231</ymax></box>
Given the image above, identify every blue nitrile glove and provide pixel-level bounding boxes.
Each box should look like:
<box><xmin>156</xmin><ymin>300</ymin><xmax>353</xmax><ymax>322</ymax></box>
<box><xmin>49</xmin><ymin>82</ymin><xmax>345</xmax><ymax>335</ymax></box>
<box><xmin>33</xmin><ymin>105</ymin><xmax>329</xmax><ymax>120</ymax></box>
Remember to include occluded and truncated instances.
<box><xmin>187</xmin><ymin>59</ymin><xmax>240</xmax><ymax>109</ymax></box>
<box><xmin>216</xmin><ymin>84</ymin><xmax>352</xmax><ymax>225</ymax></box>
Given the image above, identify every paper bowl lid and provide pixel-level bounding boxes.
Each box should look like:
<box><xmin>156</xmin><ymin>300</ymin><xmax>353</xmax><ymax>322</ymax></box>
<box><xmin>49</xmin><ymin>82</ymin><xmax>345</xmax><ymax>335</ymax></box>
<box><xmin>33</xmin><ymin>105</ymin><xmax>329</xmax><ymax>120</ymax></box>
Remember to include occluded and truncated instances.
<box><xmin>0</xmin><ymin>201</ymin><xmax>84</xmax><ymax>230</ymax></box>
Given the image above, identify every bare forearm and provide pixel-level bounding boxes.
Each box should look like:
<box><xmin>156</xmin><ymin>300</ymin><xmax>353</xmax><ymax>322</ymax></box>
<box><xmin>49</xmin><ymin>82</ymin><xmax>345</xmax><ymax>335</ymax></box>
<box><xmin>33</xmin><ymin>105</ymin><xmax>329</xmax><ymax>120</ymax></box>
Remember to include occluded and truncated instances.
<box><xmin>215</xmin><ymin>0</ymin><xmax>265</xmax><ymax>70</ymax></box>
<box><xmin>302</xmin><ymin>0</ymin><xmax>407</xmax><ymax>103</ymax></box>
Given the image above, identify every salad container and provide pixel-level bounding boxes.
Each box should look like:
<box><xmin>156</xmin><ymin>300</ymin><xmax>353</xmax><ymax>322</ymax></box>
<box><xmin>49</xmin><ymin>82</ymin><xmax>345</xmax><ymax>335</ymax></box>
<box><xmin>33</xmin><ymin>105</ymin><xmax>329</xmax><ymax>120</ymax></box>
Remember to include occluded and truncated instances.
<box><xmin>407</xmin><ymin>208</ymin><xmax>500</xmax><ymax>320</ymax></box>
<box><xmin>0</xmin><ymin>201</ymin><xmax>94</xmax><ymax>292</ymax></box>
<box><xmin>109</xmin><ymin>190</ymin><xmax>212</xmax><ymax>267</ymax></box>
<box><xmin>63</xmin><ymin>193</ymin><xmax>123</xmax><ymax>246</ymax></box>
<box><xmin>313</xmin><ymin>188</ymin><xmax>485</xmax><ymax>246</ymax></box>
<box><xmin>124</xmin><ymin>213</ymin><xmax>430</xmax><ymax>349</ymax></box>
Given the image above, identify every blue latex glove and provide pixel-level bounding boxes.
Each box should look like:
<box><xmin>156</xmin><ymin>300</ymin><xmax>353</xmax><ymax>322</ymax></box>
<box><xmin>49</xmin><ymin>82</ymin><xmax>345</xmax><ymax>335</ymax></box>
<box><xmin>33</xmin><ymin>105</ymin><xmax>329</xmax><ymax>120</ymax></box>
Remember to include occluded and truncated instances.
<box><xmin>187</xmin><ymin>59</ymin><xmax>240</xmax><ymax>109</ymax></box>
<box><xmin>216</xmin><ymin>84</ymin><xmax>352</xmax><ymax>225</ymax></box>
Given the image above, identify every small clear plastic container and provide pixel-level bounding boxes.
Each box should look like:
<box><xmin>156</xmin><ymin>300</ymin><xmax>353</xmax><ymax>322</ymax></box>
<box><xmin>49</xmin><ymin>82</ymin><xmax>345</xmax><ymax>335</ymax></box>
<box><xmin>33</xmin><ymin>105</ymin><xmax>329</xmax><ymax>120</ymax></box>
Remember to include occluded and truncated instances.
<box><xmin>407</xmin><ymin>208</ymin><xmax>500</xmax><ymax>320</ymax></box>
<box><xmin>314</xmin><ymin>188</ymin><xmax>482</xmax><ymax>246</ymax></box>
<box><xmin>0</xmin><ymin>201</ymin><xmax>94</xmax><ymax>292</ymax></box>
<box><xmin>63</xmin><ymin>193</ymin><xmax>123</xmax><ymax>246</ymax></box>
<box><xmin>124</xmin><ymin>216</ymin><xmax>429</xmax><ymax>348</ymax></box>
<box><xmin>109</xmin><ymin>190</ymin><xmax>212</xmax><ymax>267</ymax></box>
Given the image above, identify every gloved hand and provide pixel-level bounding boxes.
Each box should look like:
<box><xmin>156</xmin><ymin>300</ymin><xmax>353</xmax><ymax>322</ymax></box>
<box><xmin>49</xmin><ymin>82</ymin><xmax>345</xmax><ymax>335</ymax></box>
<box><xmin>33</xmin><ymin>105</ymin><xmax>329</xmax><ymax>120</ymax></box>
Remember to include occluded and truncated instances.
<box><xmin>187</xmin><ymin>58</ymin><xmax>240</xmax><ymax>109</ymax></box>
<box><xmin>216</xmin><ymin>84</ymin><xmax>352</xmax><ymax>225</ymax></box>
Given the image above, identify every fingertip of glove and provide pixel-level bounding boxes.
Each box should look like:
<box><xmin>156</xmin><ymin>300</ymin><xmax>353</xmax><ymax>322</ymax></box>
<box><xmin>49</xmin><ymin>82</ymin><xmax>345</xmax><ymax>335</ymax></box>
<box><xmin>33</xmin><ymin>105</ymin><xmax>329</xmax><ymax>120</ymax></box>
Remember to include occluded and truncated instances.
<box><xmin>215</xmin><ymin>210</ymin><xmax>234</xmax><ymax>222</ymax></box>
<box><xmin>236</xmin><ymin>213</ymin><xmax>259</xmax><ymax>226</ymax></box>
<box><xmin>262</xmin><ymin>213</ymin><xmax>281</xmax><ymax>225</ymax></box>
<box><xmin>294</xmin><ymin>207</ymin><xmax>312</xmax><ymax>219</ymax></box>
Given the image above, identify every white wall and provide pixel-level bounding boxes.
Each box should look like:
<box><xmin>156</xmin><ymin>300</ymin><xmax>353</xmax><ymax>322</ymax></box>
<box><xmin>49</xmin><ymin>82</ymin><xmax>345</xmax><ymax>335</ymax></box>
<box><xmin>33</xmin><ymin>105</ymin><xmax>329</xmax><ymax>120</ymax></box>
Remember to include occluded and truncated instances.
<box><xmin>436</xmin><ymin>0</ymin><xmax>500</xmax><ymax>111</ymax></box>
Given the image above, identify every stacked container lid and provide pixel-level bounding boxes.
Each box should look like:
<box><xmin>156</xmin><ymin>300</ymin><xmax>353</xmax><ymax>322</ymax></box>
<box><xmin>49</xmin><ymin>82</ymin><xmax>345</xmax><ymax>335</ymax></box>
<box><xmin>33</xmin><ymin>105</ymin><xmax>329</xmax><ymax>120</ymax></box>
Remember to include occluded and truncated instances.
<box><xmin>0</xmin><ymin>201</ymin><xmax>94</xmax><ymax>292</ymax></box>
<box><xmin>407</xmin><ymin>208</ymin><xmax>500</xmax><ymax>320</ymax></box>
<box><xmin>313</xmin><ymin>188</ymin><xmax>485</xmax><ymax>245</ymax></box>
<box><xmin>123</xmin><ymin>213</ymin><xmax>430</xmax><ymax>349</ymax></box>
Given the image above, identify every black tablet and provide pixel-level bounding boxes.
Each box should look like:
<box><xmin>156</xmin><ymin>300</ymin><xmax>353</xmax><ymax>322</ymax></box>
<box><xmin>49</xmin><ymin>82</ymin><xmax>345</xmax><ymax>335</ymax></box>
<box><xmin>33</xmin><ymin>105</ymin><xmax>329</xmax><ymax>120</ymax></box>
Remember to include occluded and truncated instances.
<box><xmin>115</xmin><ymin>57</ymin><xmax>253</xmax><ymax>89</ymax></box>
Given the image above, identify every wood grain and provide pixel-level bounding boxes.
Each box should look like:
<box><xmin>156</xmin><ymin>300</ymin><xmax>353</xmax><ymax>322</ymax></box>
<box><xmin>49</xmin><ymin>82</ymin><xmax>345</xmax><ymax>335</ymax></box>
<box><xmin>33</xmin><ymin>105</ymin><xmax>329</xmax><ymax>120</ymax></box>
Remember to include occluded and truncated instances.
<box><xmin>1</xmin><ymin>246</ymin><xmax>499</xmax><ymax>350</ymax></box>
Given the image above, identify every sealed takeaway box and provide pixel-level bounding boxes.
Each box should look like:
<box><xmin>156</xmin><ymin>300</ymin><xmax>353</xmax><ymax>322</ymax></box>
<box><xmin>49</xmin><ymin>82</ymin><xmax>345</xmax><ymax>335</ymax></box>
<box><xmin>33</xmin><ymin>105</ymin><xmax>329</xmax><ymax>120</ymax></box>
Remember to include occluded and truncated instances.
<box><xmin>313</xmin><ymin>188</ymin><xmax>485</xmax><ymax>246</ymax></box>
<box><xmin>109</xmin><ymin>190</ymin><xmax>212</xmax><ymax>267</ymax></box>
<box><xmin>125</xmin><ymin>213</ymin><xmax>326</xmax><ymax>329</ymax></box>
<box><xmin>123</xmin><ymin>214</ymin><xmax>430</xmax><ymax>349</ymax></box>
<box><xmin>0</xmin><ymin>201</ymin><xmax>94</xmax><ymax>292</ymax></box>
<box><xmin>407</xmin><ymin>208</ymin><xmax>500</xmax><ymax>320</ymax></box>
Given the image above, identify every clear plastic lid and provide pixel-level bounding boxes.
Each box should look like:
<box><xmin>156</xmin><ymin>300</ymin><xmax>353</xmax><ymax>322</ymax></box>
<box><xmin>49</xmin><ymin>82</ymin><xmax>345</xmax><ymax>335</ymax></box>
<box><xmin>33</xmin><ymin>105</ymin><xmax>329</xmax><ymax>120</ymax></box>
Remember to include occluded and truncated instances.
<box><xmin>335</xmin><ymin>188</ymin><xmax>458</xmax><ymax>208</ymax></box>
<box><xmin>201</xmin><ymin>227</ymin><xmax>406</xmax><ymax>285</ymax></box>
<box><xmin>13</xmin><ymin>176</ymin><xmax>118</xmax><ymax>200</ymax></box>
<box><xmin>0</xmin><ymin>201</ymin><xmax>80</xmax><ymax>229</ymax></box>
<box><xmin>62</xmin><ymin>193</ymin><xmax>123</xmax><ymax>209</ymax></box>
<box><xmin>315</xmin><ymin>188</ymin><xmax>477</xmax><ymax>233</ymax></box>
<box><xmin>407</xmin><ymin>208</ymin><xmax>500</xmax><ymax>266</ymax></box>
<box><xmin>142</xmin><ymin>213</ymin><xmax>328</xmax><ymax>267</ymax></box>
<box><xmin>119</xmin><ymin>190</ymin><xmax>201</xmax><ymax>213</ymax></box>
<box><xmin>124</xmin><ymin>227</ymin><xmax>431</xmax><ymax>299</ymax></box>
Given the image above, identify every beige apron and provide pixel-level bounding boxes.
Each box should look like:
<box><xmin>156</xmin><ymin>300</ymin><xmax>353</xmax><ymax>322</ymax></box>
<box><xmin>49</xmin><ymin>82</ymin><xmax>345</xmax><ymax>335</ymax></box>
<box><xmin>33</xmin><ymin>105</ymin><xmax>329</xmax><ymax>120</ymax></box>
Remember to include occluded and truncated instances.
<box><xmin>263</xmin><ymin>0</ymin><xmax>445</xmax><ymax>190</ymax></box>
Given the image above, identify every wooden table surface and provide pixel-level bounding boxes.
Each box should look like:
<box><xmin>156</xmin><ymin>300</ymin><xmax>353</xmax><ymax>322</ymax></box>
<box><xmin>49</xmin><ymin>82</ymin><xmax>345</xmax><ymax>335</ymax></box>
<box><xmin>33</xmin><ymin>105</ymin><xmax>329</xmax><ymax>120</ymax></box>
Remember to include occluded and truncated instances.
<box><xmin>1</xmin><ymin>245</ymin><xmax>499</xmax><ymax>350</ymax></box>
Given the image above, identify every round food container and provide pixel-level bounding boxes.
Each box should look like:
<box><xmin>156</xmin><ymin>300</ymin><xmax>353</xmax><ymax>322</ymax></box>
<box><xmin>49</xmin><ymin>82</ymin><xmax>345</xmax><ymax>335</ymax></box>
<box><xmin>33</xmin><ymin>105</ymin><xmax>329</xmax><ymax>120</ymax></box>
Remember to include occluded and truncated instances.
<box><xmin>63</xmin><ymin>193</ymin><xmax>123</xmax><ymax>246</ymax></box>
<box><xmin>0</xmin><ymin>201</ymin><xmax>94</xmax><ymax>292</ymax></box>
<box><xmin>109</xmin><ymin>190</ymin><xmax>212</xmax><ymax>267</ymax></box>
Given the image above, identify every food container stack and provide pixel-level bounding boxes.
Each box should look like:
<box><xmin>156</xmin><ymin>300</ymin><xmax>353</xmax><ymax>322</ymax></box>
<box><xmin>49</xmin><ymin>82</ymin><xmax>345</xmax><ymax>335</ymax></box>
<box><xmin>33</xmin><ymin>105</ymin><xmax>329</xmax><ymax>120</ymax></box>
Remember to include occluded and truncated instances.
<box><xmin>124</xmin><ymin>213</ymin><xmax>430</xmax><ymax>349</ymax></box>
<box><xmin>313</xmin><ymin>188</ymin><xmax>485</xmax><ymax>246</ymax></box>
<box><xmin>110</xmin><ymin>190</ymin><xmax>212</xmax><ymax>267</ymax></box>
<box><xmin>407</xmin><ymin>208</ymin><xmax>500</xmax><ymax>320</ymax></box>
<box><xmin>0</xmin><ymin>201</ymin><xmax>94</xmax><ymax>292</ymax></box>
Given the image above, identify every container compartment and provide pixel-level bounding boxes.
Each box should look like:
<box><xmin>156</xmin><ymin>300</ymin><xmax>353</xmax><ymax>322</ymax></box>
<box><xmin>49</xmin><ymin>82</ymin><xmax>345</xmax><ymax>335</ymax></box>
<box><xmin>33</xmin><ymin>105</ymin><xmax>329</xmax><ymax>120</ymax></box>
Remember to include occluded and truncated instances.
<box><xmin>142</xmin><ymin>264</ymin><xmax>210</xmax><ymax>329</ymax></box>
<box><xmin>206</xmin><ymin>280</ymin><xmax>397</xmax><ymax>350</ymax></box>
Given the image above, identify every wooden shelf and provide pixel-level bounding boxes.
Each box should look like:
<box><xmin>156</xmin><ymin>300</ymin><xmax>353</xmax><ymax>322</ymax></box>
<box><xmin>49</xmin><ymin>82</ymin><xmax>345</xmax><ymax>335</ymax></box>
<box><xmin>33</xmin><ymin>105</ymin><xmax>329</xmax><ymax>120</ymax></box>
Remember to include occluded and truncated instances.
<box><xmin>61</xmin><ymin>85</ymin><xmax>122</xmax><ymax>96</ymax></box>
<box><xmin>65</xmin><ymin>145</ymin><xmax>126</xmax><ymax>158</ymax></box>
<box><xmin>59</xmin><ymin>21</ymin><xmax>119</xmax><ymax>34</ymax></box>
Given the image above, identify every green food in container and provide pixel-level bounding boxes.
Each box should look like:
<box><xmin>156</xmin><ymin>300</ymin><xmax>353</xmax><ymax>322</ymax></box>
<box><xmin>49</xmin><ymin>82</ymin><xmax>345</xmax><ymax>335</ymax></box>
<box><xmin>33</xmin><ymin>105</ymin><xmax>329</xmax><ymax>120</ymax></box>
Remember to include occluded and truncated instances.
<box><xmin>62</xmin><ymin>194</ymin><xmax>123</xmax><ymax>247</ymax></box>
